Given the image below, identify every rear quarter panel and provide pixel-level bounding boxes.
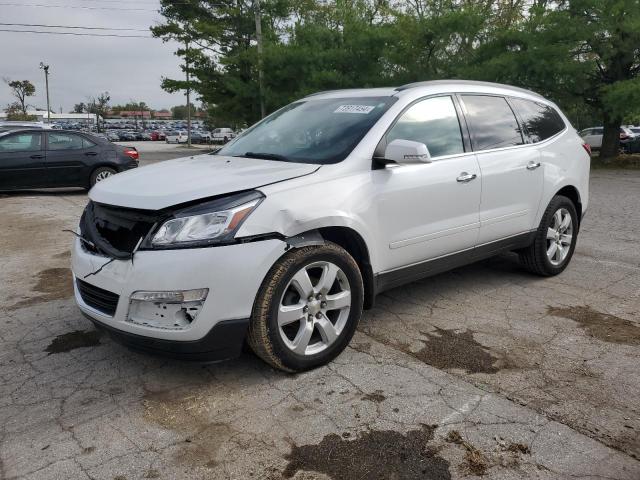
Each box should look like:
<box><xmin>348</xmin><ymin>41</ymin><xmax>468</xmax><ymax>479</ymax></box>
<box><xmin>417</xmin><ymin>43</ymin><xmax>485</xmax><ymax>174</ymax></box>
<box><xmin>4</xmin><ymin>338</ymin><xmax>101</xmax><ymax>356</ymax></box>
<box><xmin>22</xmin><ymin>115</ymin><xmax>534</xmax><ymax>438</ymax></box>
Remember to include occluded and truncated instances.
<box><xmin>536</xmin><ymin>129</ymin><xmax>590</xmax><ymax>224</ymax></box>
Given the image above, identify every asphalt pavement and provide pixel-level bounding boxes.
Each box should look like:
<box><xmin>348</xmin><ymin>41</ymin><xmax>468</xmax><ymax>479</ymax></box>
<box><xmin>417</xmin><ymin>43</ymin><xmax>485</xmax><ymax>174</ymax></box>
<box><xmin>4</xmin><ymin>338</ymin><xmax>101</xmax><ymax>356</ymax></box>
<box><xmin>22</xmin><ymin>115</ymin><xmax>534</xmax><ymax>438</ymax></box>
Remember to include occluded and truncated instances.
<box><xmin>0</xmin><ymin>166</ymin><xmax>638</xmax><ymax>480</ymax></box>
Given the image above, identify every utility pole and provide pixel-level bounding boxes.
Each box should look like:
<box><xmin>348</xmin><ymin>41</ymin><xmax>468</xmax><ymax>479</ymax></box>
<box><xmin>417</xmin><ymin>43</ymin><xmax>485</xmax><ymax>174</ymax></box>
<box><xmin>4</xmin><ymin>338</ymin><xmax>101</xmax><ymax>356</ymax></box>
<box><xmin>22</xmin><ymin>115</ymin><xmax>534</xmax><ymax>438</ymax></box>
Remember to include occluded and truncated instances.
<box><xmin>185</xmin><ymin>41</ymin><xmax>192</xmax><ymax>148</ymax></box>
<box><xmin>254</xmin><ymin>0</ymin><xmax>265</xmax><ymax>118</ymax></box>
<box><xmin>39</xmin><ymin>62</ymin><xmax>51</xmax><ymax>123</ymax></box>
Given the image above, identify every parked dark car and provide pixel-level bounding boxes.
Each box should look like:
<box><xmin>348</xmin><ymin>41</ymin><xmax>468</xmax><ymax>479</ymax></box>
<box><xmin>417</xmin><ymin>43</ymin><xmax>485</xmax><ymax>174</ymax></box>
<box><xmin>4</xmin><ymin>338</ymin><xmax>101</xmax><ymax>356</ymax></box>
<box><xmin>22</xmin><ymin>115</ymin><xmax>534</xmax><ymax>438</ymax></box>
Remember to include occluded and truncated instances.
<box><xmin>0</xmin><ymin>129</ymin><xmax>139</xmax><ymax>190</ymax></box>
<box><xmin>118</xmin><ymin>131</ymin><xmax>136</xmax><ymax>141</ymax></box>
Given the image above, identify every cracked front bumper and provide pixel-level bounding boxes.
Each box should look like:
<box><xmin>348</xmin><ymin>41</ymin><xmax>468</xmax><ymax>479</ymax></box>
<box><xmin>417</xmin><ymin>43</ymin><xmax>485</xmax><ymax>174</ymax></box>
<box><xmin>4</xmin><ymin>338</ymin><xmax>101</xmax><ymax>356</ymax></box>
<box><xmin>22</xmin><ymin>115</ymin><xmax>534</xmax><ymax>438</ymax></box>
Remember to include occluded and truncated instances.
<box><xmin>71</xmin><ymin>237</ymin><xmax>286</xmax><ymax>358</ymax></box>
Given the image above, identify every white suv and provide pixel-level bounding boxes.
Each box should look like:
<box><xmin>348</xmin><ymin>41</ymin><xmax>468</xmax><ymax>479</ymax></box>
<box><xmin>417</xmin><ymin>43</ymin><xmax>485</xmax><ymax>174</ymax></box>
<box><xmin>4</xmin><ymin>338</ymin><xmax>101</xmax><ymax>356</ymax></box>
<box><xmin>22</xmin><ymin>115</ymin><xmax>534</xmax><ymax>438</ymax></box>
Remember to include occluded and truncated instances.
<box><xmin>165</xmin><ymin>130</ymin><xmax>188</xmax><ymax>144</ymax></box>
<box><xmin>72</xmin><ymin>80</ymin><xmax>590</xmax><ymax>372</ymax></box>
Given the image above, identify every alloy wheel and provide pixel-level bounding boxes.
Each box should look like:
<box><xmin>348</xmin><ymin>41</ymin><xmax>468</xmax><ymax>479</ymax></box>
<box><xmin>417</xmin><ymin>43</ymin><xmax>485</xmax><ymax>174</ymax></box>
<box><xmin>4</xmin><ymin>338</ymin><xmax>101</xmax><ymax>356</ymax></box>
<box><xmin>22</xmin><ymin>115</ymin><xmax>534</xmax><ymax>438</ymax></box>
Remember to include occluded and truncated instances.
<box><xmin>546</xmin><ymin>207</ymin><xmax>573</xmax><ymax>266</ymax></box>
<box><xmin>277</xmin><ymin>261</ymin><xmax>351</xmax><ymax>356</ymax></box>
<box><xmin>95</xmin><ymin>170</ymin><xmax>114</xmax><ymax>182</ymax></box>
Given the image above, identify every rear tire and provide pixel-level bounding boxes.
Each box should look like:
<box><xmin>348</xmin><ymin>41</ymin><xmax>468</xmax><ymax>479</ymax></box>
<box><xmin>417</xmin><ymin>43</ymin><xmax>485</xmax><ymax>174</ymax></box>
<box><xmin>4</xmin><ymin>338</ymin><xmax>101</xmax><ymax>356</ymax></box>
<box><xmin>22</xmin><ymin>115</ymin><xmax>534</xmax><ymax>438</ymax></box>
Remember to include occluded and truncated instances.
<box><xmin>89</xmin><ymin>166</ymin><xmax>117</xmax><ymax>188</ymax></box>
<box><xmin>248</xmin><ymin>242</ymin><xmax>363</xmax><ymax>372</ymax></box>
<box><xmin>519</xmin><ymin>195</ymin><xmax>578</xmax><ymax>276</ymax></box>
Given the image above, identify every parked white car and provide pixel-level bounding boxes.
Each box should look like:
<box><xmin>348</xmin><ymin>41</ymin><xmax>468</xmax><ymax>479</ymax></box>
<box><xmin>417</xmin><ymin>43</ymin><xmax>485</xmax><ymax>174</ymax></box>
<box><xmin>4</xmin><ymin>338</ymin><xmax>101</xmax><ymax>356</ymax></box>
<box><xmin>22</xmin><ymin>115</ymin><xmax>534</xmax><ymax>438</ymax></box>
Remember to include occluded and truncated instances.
<box><xmin>72</xmin><ymin>80</ymin><xmax>590</xmax><ymax>371</ymax></box>
<box><xmin>165</xmin><ymin>130</ymin><xmax>188</xmax><ymax>144</ymax></box>
<box><xmin>578</xmin><ymin>126</ymin><xmax>638</xmax><ymax>149</ymax></box>
<box><xmin>211</xmin><ymin>127</ymin><xmax>236</xmax><ymax>143</ymax></box>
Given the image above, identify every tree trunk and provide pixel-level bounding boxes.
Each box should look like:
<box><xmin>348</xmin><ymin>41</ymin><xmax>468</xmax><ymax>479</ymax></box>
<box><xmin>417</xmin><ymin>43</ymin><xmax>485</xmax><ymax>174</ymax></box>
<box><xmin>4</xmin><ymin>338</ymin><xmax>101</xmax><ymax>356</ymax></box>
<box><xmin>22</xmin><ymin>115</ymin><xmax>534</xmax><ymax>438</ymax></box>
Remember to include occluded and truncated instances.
<box><xmin>600</xmin><ymin>113</ymin><xmax>620</xmax><ymax>159</ymax></box>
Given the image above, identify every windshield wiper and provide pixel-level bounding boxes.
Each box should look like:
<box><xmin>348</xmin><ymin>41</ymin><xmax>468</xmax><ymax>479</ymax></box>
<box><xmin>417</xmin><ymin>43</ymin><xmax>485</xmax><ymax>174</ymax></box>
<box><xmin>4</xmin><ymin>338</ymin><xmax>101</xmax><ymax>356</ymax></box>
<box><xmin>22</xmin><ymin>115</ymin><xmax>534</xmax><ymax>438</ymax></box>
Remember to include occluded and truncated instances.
<box><xmin>241</xmin><ymin>151</ymin><xmax>290</xmax><ymax>162</ymax></box>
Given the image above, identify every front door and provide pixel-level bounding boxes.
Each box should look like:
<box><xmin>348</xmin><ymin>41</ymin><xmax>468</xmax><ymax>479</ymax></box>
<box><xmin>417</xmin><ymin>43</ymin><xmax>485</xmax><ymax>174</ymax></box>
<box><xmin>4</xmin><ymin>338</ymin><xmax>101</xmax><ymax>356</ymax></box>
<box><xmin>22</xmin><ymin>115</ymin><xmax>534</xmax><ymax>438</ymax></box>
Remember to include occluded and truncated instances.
<box><xmin>0</xmin><ymin>131</ymin><xmax>47</xmax><ymax>189</ymax></box>
<box><xmin>373</xmin><ymin>95</ymin><xmax>481</xmax><ymax>273</ymax></box>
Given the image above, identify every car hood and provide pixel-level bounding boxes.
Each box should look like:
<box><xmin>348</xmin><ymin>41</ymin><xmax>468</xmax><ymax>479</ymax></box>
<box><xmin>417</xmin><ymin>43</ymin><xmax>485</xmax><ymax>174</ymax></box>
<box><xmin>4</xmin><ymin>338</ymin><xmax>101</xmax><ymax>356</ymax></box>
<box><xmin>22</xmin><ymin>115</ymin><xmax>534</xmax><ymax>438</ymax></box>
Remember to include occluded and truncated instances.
<box><xmin>89</xmin><ymin>154</ymin><xmax>320</xmax><ymax>210</ymax></box>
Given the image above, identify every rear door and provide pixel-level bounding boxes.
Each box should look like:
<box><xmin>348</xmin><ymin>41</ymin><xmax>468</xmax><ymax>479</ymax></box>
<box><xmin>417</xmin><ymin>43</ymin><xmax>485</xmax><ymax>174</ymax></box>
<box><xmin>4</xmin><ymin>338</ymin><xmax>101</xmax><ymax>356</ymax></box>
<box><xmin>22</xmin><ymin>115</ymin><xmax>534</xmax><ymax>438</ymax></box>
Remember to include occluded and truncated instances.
<box><xmin>590</xmin><ymin>128</ymin><xmax>603</xmax><ymax>148</ymax></box>
<box><xmin>45</xmin><ymin>132</ymin><xmax>99</xmax><ymax>186</ymax></box>
<box><xmin>0</xmin><ymin>131</ymin><xmax>47</xmax><ymax>189</ymax></box>
<box><xmin>459</xmin><ymin>94</ymin><xmax>543</xmax><ymax>244</ymax></box>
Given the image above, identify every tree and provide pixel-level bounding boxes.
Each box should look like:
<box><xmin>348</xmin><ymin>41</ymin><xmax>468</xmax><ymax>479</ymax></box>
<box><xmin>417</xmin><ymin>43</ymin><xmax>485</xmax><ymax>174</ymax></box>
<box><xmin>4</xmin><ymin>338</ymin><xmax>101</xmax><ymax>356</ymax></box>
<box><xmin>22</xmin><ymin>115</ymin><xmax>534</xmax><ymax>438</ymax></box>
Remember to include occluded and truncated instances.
<box><xmin>170</xmin><ymin>104</ymin><xmax>198</xmax><ymax>120</ymax></box>
<box><xmin>152</xmin><ymin>0</ymin><xmax>640</xmax><ymax>154</ymax></box>
<box><xmin>72</xmin><ymin>102</ymin><xmax>86</xmax><ymax>114</ymax></box>
<box><xmin>4</xmin><ymin>79</ymin><xmax>35</xmax><ymax>115</ymax></box>
<box><xmin>87</xmin><ymin>92</ymin><xmax>111</xmax><ymax>132</ymax></box>
<box><xmin>4</xmin><ymin>102</ymin><xmax>36</xmax><ymax>121</ymax></box>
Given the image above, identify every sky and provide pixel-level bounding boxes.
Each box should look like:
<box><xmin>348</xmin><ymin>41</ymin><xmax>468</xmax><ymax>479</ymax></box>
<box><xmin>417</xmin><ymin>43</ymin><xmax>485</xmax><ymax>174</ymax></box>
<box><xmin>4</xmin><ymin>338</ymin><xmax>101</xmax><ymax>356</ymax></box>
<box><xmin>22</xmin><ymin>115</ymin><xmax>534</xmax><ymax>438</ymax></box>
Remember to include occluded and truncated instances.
<box><xmin>0</xmin><ymin>0</ymin><xmax>187</xmax><ymax>112</ymax></box>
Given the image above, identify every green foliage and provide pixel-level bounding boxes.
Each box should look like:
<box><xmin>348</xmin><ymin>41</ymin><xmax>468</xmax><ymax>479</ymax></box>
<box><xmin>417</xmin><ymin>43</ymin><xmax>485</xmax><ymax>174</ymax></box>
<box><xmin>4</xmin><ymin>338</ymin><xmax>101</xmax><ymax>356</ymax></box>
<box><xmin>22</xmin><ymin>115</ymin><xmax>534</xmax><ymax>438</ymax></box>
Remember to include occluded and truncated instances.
<box><xmin>4</xmin><ymin>102</ymin><xmax>37</xmax><ymax>121</ymax></box>
<box><xmin>153</xmin><ymin>0</ymin><xmax>640</xmax><ymax>154</ymax></box>
<box><xmin>170</xmin><ymin>104</ymin><xmax>199</xmax><ymax>119</ymax></box>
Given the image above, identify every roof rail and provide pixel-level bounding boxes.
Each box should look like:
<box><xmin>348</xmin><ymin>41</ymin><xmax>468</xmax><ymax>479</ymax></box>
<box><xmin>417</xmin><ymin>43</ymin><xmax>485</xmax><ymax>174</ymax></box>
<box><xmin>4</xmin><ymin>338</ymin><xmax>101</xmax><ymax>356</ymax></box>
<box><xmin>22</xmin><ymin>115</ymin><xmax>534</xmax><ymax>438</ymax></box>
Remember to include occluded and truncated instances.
<box><xmin>394</xmin><ymin>79</ymin><xmax>544</xmax><ymax>99</ymax></box>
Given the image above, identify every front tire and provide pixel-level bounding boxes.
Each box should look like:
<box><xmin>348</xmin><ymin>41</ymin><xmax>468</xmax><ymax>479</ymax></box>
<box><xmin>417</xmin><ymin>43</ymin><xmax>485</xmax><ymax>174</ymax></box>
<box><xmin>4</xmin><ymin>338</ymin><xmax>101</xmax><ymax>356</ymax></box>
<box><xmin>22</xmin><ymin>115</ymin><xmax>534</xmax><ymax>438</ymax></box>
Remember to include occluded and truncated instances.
<box><xmin>248</xmin><ymin>242</ymin><xmax>364</xmax><ymax>372</ymax></box>
<box><xmin>519</xmin><ymin>195</ymin><xmax>578</xmax><ymax>276</ymax></box>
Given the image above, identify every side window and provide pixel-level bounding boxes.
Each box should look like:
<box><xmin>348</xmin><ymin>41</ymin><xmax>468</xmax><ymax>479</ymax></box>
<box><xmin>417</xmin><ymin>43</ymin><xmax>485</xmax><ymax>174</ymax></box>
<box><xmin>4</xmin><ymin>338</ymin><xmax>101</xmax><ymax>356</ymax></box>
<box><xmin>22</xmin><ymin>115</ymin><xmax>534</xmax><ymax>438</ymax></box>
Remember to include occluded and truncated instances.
<box><xmin>47</xmin><ymin>133</ymin><xmax>92</xmax><ymax>151</ymax></box>
<box><xmin>510</xmin><ymin>98</ymin><xmax>565</xmax><ymax>143</ymax></box>
<box><xmin>0</xmin><ymin>132</ymin><xmax>41</xmax><ymax>152</ymax></box>
<box><xmin>461</xmin><ymin>95</ymin><xmax>524</xmax><ymax>151</ymax></box>
<box><xmin>594</xmin><ymin>128</ymin><xmax>603</xmax><ymax>135</ymax></box>
<box><xmin>386</xmin><ymin>96</ymin><xmax>464</xmax><ymax>158</ymax></box>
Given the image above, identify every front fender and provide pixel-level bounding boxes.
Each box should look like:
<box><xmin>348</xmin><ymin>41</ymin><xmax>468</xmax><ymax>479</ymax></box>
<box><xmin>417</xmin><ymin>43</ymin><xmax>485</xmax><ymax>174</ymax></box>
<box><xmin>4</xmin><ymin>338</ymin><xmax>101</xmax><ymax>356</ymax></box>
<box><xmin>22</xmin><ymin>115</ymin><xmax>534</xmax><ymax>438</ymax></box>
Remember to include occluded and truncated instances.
<box><xmin>237</xmin><ymin>172</ymin><xmax>381</xmax><ymax>270</ymax></box>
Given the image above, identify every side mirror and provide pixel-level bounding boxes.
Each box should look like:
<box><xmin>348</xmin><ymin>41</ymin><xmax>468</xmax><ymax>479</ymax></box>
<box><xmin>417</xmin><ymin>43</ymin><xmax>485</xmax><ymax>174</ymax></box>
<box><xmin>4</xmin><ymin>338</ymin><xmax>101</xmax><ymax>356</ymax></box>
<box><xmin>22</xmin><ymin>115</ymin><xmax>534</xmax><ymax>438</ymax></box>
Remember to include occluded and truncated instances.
<box><xmin>383</xmin><ymin>139</ymin><xmax>431</xmax><ymax>165</ymax></box>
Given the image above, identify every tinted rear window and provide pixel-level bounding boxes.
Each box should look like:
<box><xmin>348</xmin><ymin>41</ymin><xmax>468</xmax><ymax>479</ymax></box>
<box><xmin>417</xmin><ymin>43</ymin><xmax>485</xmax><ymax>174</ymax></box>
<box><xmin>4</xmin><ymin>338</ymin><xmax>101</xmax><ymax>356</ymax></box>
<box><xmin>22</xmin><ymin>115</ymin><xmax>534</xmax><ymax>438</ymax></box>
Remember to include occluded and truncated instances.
<box><xmin>510</xmin><ymin>98</ymin><xmax>565</xmax><ymax>142</ymax></box>
<box><xmin>461</xmin><ymin>95</ymin><xmax>524</xmax><ymax>151</ymax></box>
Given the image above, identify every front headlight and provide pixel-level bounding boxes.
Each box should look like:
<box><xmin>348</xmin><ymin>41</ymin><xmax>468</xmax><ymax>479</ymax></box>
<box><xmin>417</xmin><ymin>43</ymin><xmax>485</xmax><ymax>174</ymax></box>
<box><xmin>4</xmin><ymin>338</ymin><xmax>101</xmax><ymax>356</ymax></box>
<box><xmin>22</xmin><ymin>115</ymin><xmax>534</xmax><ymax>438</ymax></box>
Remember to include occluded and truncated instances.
<box><xmin>151</xmin><ymin>191</ymin><xmax>263</xmax><ymax>247</ymax></box>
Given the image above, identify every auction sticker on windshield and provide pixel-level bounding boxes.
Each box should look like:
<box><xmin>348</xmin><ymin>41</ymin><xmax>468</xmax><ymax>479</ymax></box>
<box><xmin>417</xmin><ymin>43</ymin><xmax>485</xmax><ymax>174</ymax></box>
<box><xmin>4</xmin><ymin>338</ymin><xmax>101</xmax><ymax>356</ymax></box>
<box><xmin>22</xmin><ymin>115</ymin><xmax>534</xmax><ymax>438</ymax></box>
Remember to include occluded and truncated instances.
<box><xmin>334</xmin><ymin>104</ymin><xmax>376</xmax><ymax>114</ymax></box>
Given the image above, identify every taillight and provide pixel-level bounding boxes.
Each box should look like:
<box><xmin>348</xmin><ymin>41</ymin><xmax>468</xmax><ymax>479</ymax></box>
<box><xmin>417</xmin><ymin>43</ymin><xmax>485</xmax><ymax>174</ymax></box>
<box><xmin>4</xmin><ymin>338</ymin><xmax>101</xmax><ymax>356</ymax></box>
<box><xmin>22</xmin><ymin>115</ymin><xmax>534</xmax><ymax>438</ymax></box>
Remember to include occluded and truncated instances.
<box><xmin>124</xmin><ymin>147</ymin><xmax>139</xmax><ymax>161</ymax></box>
<box><xmin>582</xmin><ymin>142</ymin><xmax>591</xmax><ymax>155</ymax></box>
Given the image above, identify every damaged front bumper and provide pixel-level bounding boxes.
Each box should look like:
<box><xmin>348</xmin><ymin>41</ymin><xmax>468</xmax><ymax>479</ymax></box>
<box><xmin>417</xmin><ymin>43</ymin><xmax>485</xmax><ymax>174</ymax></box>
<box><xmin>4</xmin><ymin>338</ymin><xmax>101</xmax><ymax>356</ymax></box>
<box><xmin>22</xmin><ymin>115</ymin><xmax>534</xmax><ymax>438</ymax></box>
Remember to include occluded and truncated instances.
<box><xmin>71</xmin><ymin>236</ymin><xmax>286</xmax><ymax>361</ymax></box>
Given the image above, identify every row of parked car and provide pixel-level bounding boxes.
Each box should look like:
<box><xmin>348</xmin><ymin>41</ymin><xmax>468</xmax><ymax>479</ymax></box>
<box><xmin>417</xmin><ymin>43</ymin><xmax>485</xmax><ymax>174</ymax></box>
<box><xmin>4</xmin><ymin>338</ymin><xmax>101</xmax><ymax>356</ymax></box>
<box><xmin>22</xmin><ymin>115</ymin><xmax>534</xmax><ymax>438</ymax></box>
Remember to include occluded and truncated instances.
<box><xmin>579</xmin><ymin>125</ymin><xmax>640</xmax><ymax>153</ymax></box>
<box><xmin>98</xmin><ymin>128</ymin><xmax>237</xmax><ymax>144</ymax></box>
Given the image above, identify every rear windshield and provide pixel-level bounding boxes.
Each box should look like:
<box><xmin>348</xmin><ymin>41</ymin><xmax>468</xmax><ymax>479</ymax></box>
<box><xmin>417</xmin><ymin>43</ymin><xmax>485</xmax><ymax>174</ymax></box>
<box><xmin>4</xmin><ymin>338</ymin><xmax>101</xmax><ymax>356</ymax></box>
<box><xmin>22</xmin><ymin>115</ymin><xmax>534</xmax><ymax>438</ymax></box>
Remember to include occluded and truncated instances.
<box><xmin>218</xmin><ymin>96</ymin><xmax>397</xmax><ymax>164</ymax></box>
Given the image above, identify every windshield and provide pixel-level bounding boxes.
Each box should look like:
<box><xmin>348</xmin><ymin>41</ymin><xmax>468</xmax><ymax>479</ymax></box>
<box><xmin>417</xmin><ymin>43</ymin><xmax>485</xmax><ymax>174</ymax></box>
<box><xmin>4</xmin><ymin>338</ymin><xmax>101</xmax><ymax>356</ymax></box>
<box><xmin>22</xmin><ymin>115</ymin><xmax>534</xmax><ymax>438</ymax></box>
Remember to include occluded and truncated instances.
<box><xmin>218</xmin><ymin>96</ymin><xmax>396</xmax><ymax>164</ymax></box>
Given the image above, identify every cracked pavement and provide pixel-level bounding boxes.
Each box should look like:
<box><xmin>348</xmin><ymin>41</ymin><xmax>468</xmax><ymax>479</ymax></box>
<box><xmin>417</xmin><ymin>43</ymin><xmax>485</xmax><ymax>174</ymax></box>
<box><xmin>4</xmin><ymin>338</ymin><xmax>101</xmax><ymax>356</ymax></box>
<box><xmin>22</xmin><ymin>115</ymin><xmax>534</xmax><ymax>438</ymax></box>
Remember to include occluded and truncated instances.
<box><xmin>0</xmin><ymin>169</ymin><xmax>639</xmax><ymax>479</ymax></box>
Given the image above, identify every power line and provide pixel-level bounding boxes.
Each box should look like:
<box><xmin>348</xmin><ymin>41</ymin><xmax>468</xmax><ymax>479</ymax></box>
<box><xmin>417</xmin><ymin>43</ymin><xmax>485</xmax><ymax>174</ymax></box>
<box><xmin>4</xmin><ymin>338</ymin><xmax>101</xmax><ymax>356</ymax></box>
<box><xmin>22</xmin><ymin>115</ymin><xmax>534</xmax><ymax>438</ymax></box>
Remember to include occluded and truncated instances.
<box><xmin>0</xmin><ymin>28</ymin><xmax>154</xmax><ymax>38</ymax></box>
<box><xmin>0</xmin><ymin>23</ymin><xmax>149</xmax><ymax>32</ymax></box>
<box><xmin>0</xmin><ymin>3</ymin><xmax>160</xmax><ymax>11</ymax></box>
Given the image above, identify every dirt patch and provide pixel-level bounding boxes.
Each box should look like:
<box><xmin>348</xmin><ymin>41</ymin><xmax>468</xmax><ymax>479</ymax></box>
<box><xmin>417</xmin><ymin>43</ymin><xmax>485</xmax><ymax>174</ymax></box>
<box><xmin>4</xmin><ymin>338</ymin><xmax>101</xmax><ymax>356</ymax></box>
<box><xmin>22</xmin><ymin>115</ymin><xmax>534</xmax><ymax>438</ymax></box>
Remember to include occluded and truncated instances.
<box><xmin>446</xmin><ymin>430</ymin><xmax>489</xmax><ymax>476</ymax></box>
<box><xmin>8</xmin><ymin>267</ymin><xmax>74</xmax><ymax>310</ymax></box>
<box><xmin>548</xmin><ymin>305</ymin><xmax>640</xmax><ymax>346</ymax></box>
<box><xmin>45</xmin><ymin>330</ymin><xmax>102</xmax><ymax>355</ymax></box>
<box><xmin>282</xmin><ymin>424</ymin><xmax>451</xmax><ymax>479</ymax></box>
<box><xmin>506</xmin><ymin>442</ymin><xmax>531</xmax><ymax>455</ymax></box>
<box><xmin>361</xmin><ymin>390</ymin><xmax>386</xmax><ymax>403</ymax></box>
<box><xmin>414</xmin><ymin>328</ymin><xmax>499</xmax><ymax>374</ymax></box>
<box><xmin>142</xmin><ymin>388</ymin><xmax>231</xmax><ymax>468</ymax></box>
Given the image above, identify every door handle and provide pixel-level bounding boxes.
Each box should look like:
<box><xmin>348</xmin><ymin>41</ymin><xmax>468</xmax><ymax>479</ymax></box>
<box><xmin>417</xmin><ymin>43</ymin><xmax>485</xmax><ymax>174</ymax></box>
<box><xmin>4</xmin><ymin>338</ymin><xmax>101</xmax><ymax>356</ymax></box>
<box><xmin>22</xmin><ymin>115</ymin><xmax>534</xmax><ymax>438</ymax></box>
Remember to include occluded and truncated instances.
<box><xmin>456</xmin><ymin>172</ymin><xmax>477</xmax><ymax>183</ymax></box>
<box><xmin>85</xmin><ymin>151</ymin><xmax>98</xmax><ymax>156</ymax></box>
<box><xmin>30</xmin><ymin>154</ymin><xmax>44</xmax><ymax>159</ymax></box>
<box><xmin>526</xmin><ymin>161</ymin><xmax>541</xmax><ymax>170</ymax></box>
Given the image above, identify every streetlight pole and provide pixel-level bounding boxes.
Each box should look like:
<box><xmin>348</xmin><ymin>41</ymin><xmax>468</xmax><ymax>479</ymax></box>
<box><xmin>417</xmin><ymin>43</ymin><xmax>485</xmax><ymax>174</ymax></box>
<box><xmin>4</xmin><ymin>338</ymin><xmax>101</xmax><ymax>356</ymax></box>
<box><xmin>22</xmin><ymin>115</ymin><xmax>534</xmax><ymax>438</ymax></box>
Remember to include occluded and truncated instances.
<box><xmin>185</xmin><ymin>40</ymin><xmax>192</xmax><ymax>148</ymax></box>
<box><xmin>39</xmin><ymin>62</ymin><xmax>51</xmax><ymax>124</ymax></box>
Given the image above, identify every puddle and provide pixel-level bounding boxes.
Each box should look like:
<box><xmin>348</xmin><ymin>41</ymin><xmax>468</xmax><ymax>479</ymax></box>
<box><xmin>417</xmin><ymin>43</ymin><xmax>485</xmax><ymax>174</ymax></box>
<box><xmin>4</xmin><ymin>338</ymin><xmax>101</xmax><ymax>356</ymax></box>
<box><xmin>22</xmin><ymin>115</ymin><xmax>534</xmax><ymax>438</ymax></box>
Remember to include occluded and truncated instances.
<box><xmin>548</xmin><ymin>305</ymin><xmax>640</xmax><ymax>346</ymax></box>
<box><xmin>413</xmin><ymin>328</ymin><xmax>499</xmax><ymax>374</ymax></box>
<box><xmin>9</xmin><ymin>267</ymin><xmax>74</xmax><ymax>310</ymax></box>
<box><xmin>283</xmin><ymin>425</ymin><xmax>451</xmax><ymax>479</ymax></box>
<box><xmin>45</xmin><ymin>330</ymin><xmax>102</xmax><ymax>355</ymax></box>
